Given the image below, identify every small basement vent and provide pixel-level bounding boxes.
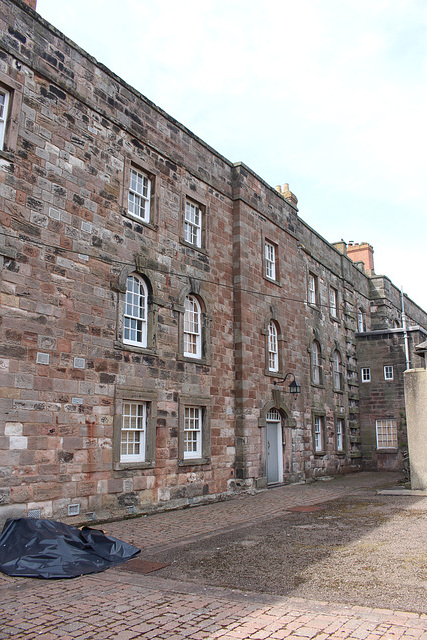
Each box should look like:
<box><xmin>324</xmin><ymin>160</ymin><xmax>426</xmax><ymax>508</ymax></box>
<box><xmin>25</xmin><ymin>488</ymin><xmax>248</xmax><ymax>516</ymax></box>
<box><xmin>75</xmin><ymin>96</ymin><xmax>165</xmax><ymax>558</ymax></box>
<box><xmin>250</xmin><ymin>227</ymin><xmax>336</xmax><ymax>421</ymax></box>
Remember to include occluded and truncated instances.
<box><xmin>28</xmin><ymin>509</ymin><xmax>41</xmax><ymax>519</ymax></box>
<box><xmin>68</xmin><ymin>503</ymin><xmax>80</xmax><ymax>516</ymax></box>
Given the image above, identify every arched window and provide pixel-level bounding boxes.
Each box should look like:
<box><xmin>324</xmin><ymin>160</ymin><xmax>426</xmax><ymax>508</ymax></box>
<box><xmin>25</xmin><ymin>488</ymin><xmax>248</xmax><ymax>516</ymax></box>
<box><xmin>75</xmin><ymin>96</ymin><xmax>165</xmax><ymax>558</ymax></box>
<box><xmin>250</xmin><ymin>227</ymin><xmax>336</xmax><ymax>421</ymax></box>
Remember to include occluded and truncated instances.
<box><xmin>311</xmin><ymin>340</ymin><xmax>322</xmax><ymax>385</ymax></box>
<box><xmin>124</xmin><ymin>274</ymin><xmax>147</xmax><ymax>347</ymax></box>
<box><xmin>333</xmin><ymin>350</ymin><xmax>343</xmax><ymax>391</ymax></box>
<box><xmin>268</xmin><ymin>321</ymin><xmax>279</xmax><ymax>372</ymax></box>
<box><xmin>357</xmin><ymin>307</ymin><xmax>366</xmax><ymax>332</ymax></box>
<box><xmin>184</xmin><ymin>295</ymin><xmax>202</xmax><ymax>358</ymax></box>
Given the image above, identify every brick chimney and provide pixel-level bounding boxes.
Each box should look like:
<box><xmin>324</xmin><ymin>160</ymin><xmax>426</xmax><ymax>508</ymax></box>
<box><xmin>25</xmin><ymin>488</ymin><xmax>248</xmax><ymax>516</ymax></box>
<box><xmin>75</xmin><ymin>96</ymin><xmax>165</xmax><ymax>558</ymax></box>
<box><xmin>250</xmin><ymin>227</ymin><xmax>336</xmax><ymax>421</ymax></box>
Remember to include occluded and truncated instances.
<box><xmin>22</xmin><ymin>0</ymin><xmax>37</xmax><ymax>9</ymax></box>
<box><xmin>345</xmin><ymin>242</ymin><xmax>375</xmax><ymax>275</ymax></box>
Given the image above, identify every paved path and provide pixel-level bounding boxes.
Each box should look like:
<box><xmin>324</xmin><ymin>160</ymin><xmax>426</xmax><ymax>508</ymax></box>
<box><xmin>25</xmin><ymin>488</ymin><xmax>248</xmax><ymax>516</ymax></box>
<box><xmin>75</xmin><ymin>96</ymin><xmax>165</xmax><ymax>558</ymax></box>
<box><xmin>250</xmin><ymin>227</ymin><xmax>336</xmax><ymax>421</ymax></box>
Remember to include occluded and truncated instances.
<box><xmin>3</xmin><ymin>472</ymin><xmax>427</xmax><ymax>640</ymax></box>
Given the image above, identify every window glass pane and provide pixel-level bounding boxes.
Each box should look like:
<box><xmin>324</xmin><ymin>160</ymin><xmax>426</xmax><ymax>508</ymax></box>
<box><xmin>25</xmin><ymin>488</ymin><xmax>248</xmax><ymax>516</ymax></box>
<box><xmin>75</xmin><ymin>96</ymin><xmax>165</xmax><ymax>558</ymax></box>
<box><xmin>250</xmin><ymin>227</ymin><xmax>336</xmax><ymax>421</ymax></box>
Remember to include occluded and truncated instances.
<box><xmin>185</xmin><ymin>201</ymin><xmax>201</xmax><ymax>246</ymax></box>
<box><xmin>184</xmin><ymin>406</ymin><xmax>202</xmax><ymax>458</ymax></box>
<box><xmin>123</xmin><ymin>275</ymin><xmax>147</xmax><ymax>346</ymax></box>
<box><xmin>128</xmin><ymin>168</ymin><xmax>150</xmax><ymax>221</ymax></box>
<box><xmin>265</xmin><ymin>242</ymin><xmax>276</xmax><ymax>279</ymax></box>
<box><xmin>184</xmin><ymin>296</ymin><xmax>201</xmax><ymax>357</ymax></box>
<box><xmin>376</xmin><ymin>419</ymin><xmax>397</xmax><ymax>449</ymax></box>
<box><xmin>121</xmin><ymin>402</ymin><xmax>146</xmax><ymax>461</ymax></box>
<box><xmin>268</xmin><ymin>321</ymin><xmax>278</xmax><ymax>371</ymax></box>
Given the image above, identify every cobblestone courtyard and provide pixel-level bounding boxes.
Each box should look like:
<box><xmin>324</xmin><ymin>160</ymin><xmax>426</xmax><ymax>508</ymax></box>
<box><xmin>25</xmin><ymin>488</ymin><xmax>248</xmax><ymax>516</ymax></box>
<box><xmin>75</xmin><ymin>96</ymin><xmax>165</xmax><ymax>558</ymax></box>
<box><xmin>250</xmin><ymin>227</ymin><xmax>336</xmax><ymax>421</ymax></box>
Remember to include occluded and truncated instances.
<box><xmin>2</xmin><ymin>472</ymin><xmax>427</xmax><ymax>640</ymax></box>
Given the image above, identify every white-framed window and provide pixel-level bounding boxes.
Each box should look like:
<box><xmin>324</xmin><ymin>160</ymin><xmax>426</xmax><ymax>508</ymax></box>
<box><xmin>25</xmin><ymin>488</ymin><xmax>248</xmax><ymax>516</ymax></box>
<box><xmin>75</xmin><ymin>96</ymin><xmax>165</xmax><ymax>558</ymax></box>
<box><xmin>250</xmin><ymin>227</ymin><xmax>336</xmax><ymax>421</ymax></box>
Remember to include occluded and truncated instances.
<box><xmin>183</xmin><ymin>406</ymin><xmax>202</xmax><ymax>459</ymax></box>
<box><xmin>357</xmin><ymin>307</ymin><xmax>367</xmax><ymax>332</ymax></box>
<box><xmin>128</xmin><ymin>167</ymin><xmax>151</xmax><ymax>222</ymax></box>
<box><xmin>265</xmin><ymin>241</ymin><xmax>276</xmax><ymax>281</ymax></box>
<box><xmin>376</xmin><ymin>419</ymin><xmax>397</xmax><ymax>449</ymax></box>
<box><xmin>361</xmin><ymin>367</ymin><xmax>371</xmax><ymax>383</ymax></box>
<box><xmin>308</xmin><ymin>273</ymin><xmax>318</xmax><ymax>305</ymax></box>
<box><xmin>333</xmin><ymin>350</ymin><xmax>342</xmax><ymax>391</ymax></box>
<box><xmin>124</xmin><ymin>274</ymin><xmax>147</xmax><ymax>347</ymax></box>
<box><xmin>120</xmin><ymin>401</ymin><xmax>146</xmax><ymax>462</ymax></box>
<box><xmin>314</xmin><ymin>415</ymin><xmax>324</xmax><ymax>452</ymax></box>
<box><xmin>185</xmin><ymin>200</ymin><xmax>202</xmax><ymax>247</ymax></box>
<box><xmin>184</xmin><ymin>295</ymin><xmax>202</xmax><ymax>358</ymax></box>
<box><xmin>384</xmin><ymin>365</ymin><xmax>394</xmax><ymax>381</ymax></box>
<box><xmin>311</xmin><ymin>340</ymin><xmax>322</xmax><ymax>385</ymax></box>
<box><xmin>336</xmin><ymin>418</ymin><xmax>344</xmax><ymax>452</ymax></box>
<box><xmin>329</xmin><ymin>287</ymin><xmax>338</xmax><ymax>318</ymax></box>
<box><xmin>268</xmin><ymin>321</ymin><xmax>279</xmax><ymax>372</ymax></box>
<box><xmin>0</xmin><ymin>88</ymin><xmax>10</xmax><ymax>150</ymax></box>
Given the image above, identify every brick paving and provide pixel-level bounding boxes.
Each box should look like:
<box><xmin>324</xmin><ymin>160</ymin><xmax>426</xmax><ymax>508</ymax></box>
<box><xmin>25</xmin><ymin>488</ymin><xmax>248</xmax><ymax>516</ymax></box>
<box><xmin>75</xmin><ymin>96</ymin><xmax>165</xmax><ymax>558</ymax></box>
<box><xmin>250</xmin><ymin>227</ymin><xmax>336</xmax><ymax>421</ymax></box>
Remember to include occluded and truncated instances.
<box><xmin>3</xmin><ymin>472</ymin><xmax>427</xmax><ymax>640</ymax></box>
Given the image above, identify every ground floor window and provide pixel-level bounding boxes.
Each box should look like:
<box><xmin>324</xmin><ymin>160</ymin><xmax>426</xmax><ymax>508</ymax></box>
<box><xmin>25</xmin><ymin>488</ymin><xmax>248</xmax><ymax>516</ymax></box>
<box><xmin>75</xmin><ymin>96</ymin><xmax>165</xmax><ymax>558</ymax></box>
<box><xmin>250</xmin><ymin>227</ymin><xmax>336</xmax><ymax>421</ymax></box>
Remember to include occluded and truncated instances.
<box><xmin>121</xmin><ymin>402</ymin><xmax>146</xmax><ymax>462</ymax></box>
<box><xmin>336</xmin><ymin>418</ymin><xmax>345</xmax><ymax>452</ymax></box>
<box><xmin>113</xmin><ymin>388</ymin><xmax>157</xmax><ymax>469</ymax></box>
<box><xmin>313</xmin><ymin>414</ymin><xmax>325</xmax><ymax>453</ymax></box>
<box><xmin>376</xmin><ymin>419</ymin><xmax>397</xmax><ymax>449</ymax></box>
<box><xmin>183</xmin><ymin>406</ymin><xmax>202</xmax><ymax>459</ymax></box>
<box><xmin>179</xmin><ymin>395</ymin><xmax>211</xmax><ymax>465</ymax></box>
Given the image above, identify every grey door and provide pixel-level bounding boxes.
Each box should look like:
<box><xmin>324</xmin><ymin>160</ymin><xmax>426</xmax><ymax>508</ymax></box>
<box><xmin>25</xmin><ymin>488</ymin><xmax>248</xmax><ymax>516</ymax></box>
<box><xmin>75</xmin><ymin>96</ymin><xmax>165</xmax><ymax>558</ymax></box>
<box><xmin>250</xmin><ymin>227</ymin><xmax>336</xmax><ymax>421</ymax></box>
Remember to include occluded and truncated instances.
<box><xmin>266</xmin><ymin>409</ymin><xmax>283</xmax><ymax>484</ymax></box>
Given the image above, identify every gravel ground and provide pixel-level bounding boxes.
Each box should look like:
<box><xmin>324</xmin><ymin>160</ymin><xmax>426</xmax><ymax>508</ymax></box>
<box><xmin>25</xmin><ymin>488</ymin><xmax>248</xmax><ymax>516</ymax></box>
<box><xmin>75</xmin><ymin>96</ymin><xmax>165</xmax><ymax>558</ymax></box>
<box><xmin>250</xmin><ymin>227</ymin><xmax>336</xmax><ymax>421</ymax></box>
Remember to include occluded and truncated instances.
<box><xmin>147</xmin><ymin>492</ymin><xmax>427</xmax><ymax>613</ymax></box>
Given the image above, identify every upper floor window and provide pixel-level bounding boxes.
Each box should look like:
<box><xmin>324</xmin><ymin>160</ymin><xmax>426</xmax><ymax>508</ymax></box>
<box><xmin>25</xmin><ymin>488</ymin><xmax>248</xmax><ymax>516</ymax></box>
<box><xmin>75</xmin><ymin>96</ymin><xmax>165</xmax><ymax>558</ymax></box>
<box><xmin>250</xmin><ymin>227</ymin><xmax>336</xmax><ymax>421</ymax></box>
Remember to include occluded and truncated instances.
<box><xmin>268</xmin><ymin>321</ymin><xmax>279</xmax><ymax>372</ymax></box>
<box><xmin>184</xmin><ymin>295</ymin><xmax>202</xmax><ymax>358</ymax></box>
<box><xmin>120</xmin><ymin>401</ymin><xmax>147</xmax><ymax>463</ymax></box>
<box><xmin>329</xmin><ymin>287</ymin><xmax>338</xmax><ymax>318</ymax></box>
<box><xmin>384</xmin><ymin>365</ymin><xmax>394</xmax><ymax>381</ymax></box>
<box><xmin>124</xmin><ymin>274</ymin><xmax>147</xmax><ymax>347</ymax></box>
<box><xmin>265</xmin><ymin>241</ymin><xmax>277</xmax><ymax>281</ymax></box>
<box><xmin>185</xmin><ymin>200</ymin><xmax>202</xmax><ymax>247</ymax></box>
<box><xmin>311</xmin><ymin>340</ymin><xmax>322</xmax><ymax>385</ymax></box>
<box><xmin>357</xmin><ymin>307</ymin><xmax>367</xmax><ymax>332</ymax></box>
<box><xmin>333</xmin><ymin>350</ymin><xmax>343</xmax><ymax>391</ymax></box>
<box><xmin>128</xmin><ymin>168</ymin><xmax>151</xmax><ymax>223</ymax></box>
<box><xmin>0</xmin><ymin>88</ymin><xmax>10</xmax><ymax>150</ymax></box>
<box><xmin>308</xmin><ymin>272</ymin><xmax>318</xmax><ymax>306</ymax></box>
<box><xmin>361</xmin><ymin>367</ymin><xmax>371</xmax><ymax>383</ymax></box>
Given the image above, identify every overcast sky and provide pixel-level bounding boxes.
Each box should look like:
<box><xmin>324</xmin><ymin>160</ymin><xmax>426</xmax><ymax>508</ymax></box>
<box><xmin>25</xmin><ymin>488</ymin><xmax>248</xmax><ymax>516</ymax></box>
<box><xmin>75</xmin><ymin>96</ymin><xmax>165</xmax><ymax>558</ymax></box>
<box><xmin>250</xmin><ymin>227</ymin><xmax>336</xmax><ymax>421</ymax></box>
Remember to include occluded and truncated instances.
<box><xmin>36</xmin><ymin>0</ymin><xmax>427</xmax><ymax>312</ymax></box>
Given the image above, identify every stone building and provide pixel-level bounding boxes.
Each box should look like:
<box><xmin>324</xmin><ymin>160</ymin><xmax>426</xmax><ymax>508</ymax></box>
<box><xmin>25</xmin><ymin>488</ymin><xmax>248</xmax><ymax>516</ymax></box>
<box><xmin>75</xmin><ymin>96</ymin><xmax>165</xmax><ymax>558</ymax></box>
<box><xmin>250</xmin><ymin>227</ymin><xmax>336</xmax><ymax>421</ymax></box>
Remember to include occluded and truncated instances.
<box><xmin>0</xmin><ymin>0</ymin><xmax>426</xmax><ymax>525</ymax></box>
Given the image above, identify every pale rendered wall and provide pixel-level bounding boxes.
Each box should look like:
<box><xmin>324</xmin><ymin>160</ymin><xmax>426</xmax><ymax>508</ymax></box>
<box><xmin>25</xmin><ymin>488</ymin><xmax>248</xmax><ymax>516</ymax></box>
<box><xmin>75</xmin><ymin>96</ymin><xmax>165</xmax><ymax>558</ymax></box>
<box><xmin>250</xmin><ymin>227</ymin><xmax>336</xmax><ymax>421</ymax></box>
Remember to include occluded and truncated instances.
<box><xmin>404</xmin><ymin>368</ymin><xmax>427</xmax><ymax>490</ymax></box>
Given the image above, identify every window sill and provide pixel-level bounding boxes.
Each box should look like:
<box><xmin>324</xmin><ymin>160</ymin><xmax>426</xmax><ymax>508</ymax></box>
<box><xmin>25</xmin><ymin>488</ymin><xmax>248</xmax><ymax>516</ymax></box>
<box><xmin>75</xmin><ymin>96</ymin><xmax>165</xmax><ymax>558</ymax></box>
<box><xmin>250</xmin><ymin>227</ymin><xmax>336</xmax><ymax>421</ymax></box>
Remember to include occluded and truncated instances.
<box><xmin>264</xmin><ymin>276</ymin><xmax>281</xmax><ymax>287</ymax></box>
<box><xmin>114</xmin><ymin>460</ymin><xmax>155</xmax><ymax>471</ymax></box>
<box><xmin>314</xmin><ymin>451</ymin><xmax>326</xmax><ymax>456</ymax></box>
<box><xmin>114</xmin><ymin>341</ymin><xmax>156</xmax><ymax>355</ymax></box>
<box><xmin>308</xmin><ymin>303</ymin><xmax>320</xmax><ymax>311</ymax></box>
<box><xmin>265</xmin><ymin>369</ymin><xmax>284</xmax><ymax>379</ymax></box>
<box><xmin>330</xmin><ymin>315</ymin><xmax>340</xmax><ymax>324</ymax></box>
<box><xmin>179</xmin><ymin>239</ymin><xmax>208</xmax><ymax>256</ymax></box>
<box><xmin>333</xmin><ymin>389</ymin><xmax>344</xmax><ymax>394</ymax></box>
<box><xmin>178</xmin><ymin>457</ymin><xmax>210</xmax><ymax>467</ymax></box>
<box><xmin>0</xmin><ymin>149</ymin><xmax>14</xmax><ymax>162</ymax></box>
<box><xmin>176</xmin><ymin>354</ymin><xmax>211</xmax><ymax>366</ymax></box>
<box><xmin>310</xmin><ymin>382</ymin><xmax>324</xmax><ymax>389</ymax></box>
<box><xmin>122</xmin><ymin>210</ymin><xmax>157</xmax><ymax>231</ymax></box>
<box><xmin>376</xmin><ymin>448</ymin><xmax>398</xmax><ymax>453</ymax></box>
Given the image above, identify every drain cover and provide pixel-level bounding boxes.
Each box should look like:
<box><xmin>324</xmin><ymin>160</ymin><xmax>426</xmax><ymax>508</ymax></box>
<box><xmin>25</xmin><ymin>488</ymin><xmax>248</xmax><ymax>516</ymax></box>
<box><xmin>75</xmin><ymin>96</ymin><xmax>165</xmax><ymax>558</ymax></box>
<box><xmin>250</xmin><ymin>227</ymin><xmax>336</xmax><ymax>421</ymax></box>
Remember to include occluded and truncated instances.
<box><xmin>116</xmin><ymin>558</ymin><xmax>169</xmax><ymax>574</ymax></box>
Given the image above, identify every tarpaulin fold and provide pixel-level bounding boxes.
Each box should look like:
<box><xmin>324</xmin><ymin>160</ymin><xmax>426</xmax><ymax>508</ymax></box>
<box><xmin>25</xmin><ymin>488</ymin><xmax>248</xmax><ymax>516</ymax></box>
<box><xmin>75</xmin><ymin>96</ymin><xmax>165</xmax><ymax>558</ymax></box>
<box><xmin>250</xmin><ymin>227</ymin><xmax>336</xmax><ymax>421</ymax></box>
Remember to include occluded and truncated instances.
<box><xmin>0</xmin><ymin>518</ymin><xmax>140</xmax><ymax>579</ymax></box>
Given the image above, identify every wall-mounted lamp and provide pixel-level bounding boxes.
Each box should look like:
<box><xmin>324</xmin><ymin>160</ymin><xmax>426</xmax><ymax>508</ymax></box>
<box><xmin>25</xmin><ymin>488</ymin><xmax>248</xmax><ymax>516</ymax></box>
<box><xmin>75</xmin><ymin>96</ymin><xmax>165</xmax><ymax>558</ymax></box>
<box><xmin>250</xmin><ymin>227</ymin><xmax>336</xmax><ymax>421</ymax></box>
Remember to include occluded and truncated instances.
<box><xmin>273</xmin><ymin>372</ymin><xmax>301</xmax><ymax>394</ymax></box>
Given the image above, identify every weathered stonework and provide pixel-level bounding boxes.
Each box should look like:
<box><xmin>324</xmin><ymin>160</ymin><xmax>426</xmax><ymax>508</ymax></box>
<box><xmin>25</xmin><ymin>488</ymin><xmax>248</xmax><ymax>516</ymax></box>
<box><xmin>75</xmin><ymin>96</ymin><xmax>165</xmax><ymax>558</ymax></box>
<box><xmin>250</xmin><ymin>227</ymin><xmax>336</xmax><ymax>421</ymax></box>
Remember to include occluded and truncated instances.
<box><xmin>0</xmin><ymin>0</ymin><xmax>426</xmax><ymax>526</ymax></box>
